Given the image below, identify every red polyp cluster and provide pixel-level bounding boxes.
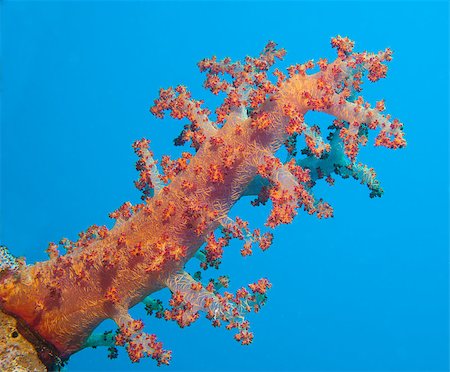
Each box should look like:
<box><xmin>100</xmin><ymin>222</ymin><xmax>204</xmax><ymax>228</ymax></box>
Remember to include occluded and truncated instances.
<box><xmin>375</xmin><ymin>118</ymin><xmax>406</xmax><ymax>149</ymax></box>
<box><xmin>248</xmin><ymin>278</ymin><xmax>271</xmax><ymax>295</ymax></box>
<box><xmin>132</xmin><ymin>138</ymin><xmax>160</xmax><ymax>199</ymax></box>
<box><xmin>150</xmin><ymin>85</ymin><xmax>214</xmax><ymax>149</ymax></box>
<box><xmin>202</xmin><ymin>232</ymin><xmax>229</xmax><ymax>269</ymax></box>
<box><xmin>197</xmin><ymin>41</ymin><xmax>286</xmax><ymax>125</ymax></box>
<box><xmin>218</xmin><ymin>216</ymin><xmax>273</xmax><ymax>258</ymax></box>
<box><xmin>163</xmin><ymin>291</ymin><xmax>200</xmax><ymax>328</ymax></box>
<box><xmin>331</xmin><ymin>35</ymin><xmax>355</xmax><ymax>59</ymax></box>
<box><xmin>115</xmin><ymin>318</ymin><xmax>171</xmax><ymax>365</ymax></box>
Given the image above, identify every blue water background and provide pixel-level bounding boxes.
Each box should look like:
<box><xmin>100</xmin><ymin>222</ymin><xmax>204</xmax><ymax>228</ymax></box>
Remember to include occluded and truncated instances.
<box><xmin>2</xmin><ymin>1</ymin><xmax>449</xmax><ymax>371</ymax></box>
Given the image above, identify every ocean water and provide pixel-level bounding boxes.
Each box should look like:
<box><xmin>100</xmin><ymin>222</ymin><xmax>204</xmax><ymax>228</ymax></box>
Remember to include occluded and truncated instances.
<box><xmin>1</xmin><ymin>1</ymin><xmax>449</xmax><ymax>371</ymax></box>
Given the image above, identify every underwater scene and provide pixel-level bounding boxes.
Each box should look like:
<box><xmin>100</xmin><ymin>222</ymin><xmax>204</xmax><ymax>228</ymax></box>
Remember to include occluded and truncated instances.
<box><xmin>1</xmin><ymin>1</ymin><xmax>449</xmax><ymax>371</ymax></box>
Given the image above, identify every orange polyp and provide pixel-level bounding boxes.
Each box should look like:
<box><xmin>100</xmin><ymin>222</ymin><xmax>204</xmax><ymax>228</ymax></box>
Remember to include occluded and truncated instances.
<box><xmin>105</xmin><ymin>287</ymin><xmax>119</xmax><ymax>304</ymax></box>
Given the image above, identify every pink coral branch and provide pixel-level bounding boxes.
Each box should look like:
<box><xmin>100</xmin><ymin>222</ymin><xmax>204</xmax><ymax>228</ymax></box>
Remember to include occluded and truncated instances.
<box><xmin>0</xmin><ymin>37</ymin><xmax>406</xmax><ymax>369</ymax></box>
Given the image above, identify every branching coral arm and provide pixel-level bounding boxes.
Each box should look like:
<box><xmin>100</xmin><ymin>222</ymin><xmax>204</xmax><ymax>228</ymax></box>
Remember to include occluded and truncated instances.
<box><xmin>0</xmin><ymin>37</ymin><xmax>406</xmax><ymax>370</ymax></box>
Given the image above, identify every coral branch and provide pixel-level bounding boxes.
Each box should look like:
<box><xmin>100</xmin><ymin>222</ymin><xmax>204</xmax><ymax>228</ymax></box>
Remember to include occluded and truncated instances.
<box><xmin>164</xmin><ymin>271</ymin><xmax>270</xmax><ymax>344</ymax></box>
<box><xmin>150</xmin><ymin>85</ymin><xmax>217</xmax><ymax>149</ymax></box>
<box><xmin>0</xmin><ymin>37</ymin><xmax>405</xmax><ymax>369</ymax></box>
